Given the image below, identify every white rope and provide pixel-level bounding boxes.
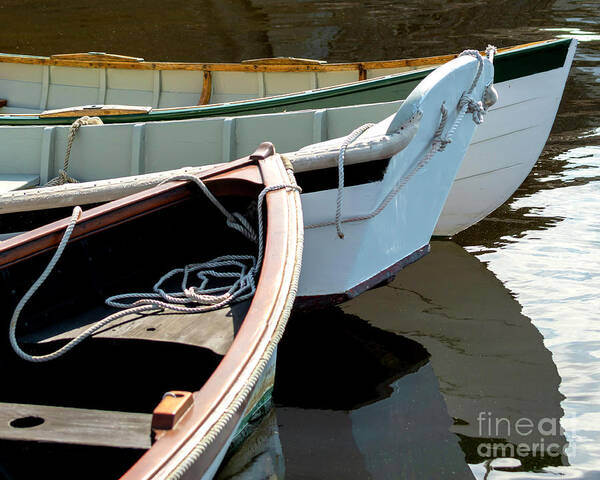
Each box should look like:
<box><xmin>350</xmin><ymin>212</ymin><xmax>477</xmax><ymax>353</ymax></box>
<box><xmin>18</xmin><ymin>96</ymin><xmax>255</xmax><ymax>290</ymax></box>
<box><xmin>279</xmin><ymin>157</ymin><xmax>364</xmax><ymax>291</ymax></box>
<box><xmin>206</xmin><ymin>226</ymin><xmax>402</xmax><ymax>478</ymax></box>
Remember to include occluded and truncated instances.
<box><xmin>161</xmin><ymin>174</ymin><xmax>257</xmax><ymax>243</ymax></box>
<box><xmin>9</xmin><ymin>172</ymin><xmax>301</xmax><ymax>363</ymax></box>
<box><xmin>306</xmin><ymin>49</ymin><xmax>489</xmax><ymax>233</ymax></box>
<box><xmin>165</xmin><ymin>167</ymin><xmax>303</xmax><ymax>480</ymax></box>
<box><xmin>457</xmin><ymin>50</ymin><xmax>486</xmax><ymax>124</ymax></box>
<box><xmin>44</xmin><ymin>116</ymin><xmax>103</xmax><ymax>187</ymax></box>
<box><xmin>485</xmin><ymin>44</ymin><xmax>497</xmax><ymax>63</ymax></box>
<box><xmin>9</xmin><ymin>207</ymin><xmax>84</xmax><ymax>362</ymax></box>
<box><xmin>335</xmin><ymin>123</ymin><xmax>374</xmax><ymax>239</ymax></box>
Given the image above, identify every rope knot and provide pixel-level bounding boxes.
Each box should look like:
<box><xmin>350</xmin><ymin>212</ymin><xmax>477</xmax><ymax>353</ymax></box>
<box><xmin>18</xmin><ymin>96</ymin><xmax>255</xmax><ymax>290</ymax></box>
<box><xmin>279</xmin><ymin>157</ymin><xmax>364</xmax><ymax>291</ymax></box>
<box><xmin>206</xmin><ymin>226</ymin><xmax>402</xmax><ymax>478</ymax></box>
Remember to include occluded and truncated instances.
<box><xmin>485</xmin><ymin>45</ymin><xmax>497</xmax><ymax>63</ymax></box>
<box><xmin>459</xmin><ymin>93</ymin><xmax>486</xmax><ymax>124</ymax></box>
<box><xmin>434</xmin><ymin>137</ymin><xmax>452</xmax><ymax>152</ymax></box>
<box><xmin>57</xmin><ymin>169</ymin><xmax>79</xmax><ymax>184</ymax></box>
<box><xmin>43</xmin><ymin>115</ymin><xmax>103</xmax><ymax>187</ymax></box>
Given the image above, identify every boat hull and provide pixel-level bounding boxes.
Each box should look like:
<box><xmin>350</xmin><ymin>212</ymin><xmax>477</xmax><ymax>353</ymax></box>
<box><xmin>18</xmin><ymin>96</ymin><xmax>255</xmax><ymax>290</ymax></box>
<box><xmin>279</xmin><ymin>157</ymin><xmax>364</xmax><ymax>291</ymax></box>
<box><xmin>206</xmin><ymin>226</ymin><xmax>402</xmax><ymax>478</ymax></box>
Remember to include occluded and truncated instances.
<box><xmin>1</xmin><ymin>55</ymin><xmax>491</xmax><ymax>304</ymax></box>
<box><xmin>196</xmin><ymin>353</ymin><xmax>278</xmax><ymax>480</ymax></box>
<box><xmin>0</xmin><ymin>41</ymin><xmax>576</xmax><ymax>238</ymax></box>
<box><xmin>435</xmin><ymin>39</ymin><xmax>577</xmax><ymax>235</ymax></box>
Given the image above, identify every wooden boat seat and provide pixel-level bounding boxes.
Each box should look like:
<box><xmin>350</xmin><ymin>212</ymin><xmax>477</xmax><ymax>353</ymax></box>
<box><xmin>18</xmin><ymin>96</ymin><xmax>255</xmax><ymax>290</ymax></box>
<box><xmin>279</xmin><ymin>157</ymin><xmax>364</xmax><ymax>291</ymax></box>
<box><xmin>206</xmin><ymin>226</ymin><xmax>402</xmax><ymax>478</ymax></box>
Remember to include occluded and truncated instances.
<box><xmin>40</xmin><ymin>104</ymin><xmax>152</xmax><ymax>118</ymax></box>
<box><xmin>0</xmin><ymin>174</ymin><xmax>40</xmax><ymax>193</ymax></box>
<box><xmin>3</xmin><ymin>303</ymin><xmax>251</xmax><ymax>450</ymax></box>
<box><xmin>0</xmin><ymin>402</ymin><xmax>151</xmax><ymax>449</ymax></box>
<box><xmin>23</xmin><ymin>300</ymin><xmax>251</xmax><ymax>356</ymax></box>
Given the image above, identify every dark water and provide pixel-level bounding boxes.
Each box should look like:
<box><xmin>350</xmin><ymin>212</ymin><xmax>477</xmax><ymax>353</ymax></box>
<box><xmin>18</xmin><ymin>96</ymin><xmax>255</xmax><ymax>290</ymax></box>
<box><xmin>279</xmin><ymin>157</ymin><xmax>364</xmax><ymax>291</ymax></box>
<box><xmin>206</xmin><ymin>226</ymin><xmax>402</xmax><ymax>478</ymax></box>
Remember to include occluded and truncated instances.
<box><xmin>1</xmin><ymin>0</ymin><xmax>598</xmax><ymax>478</ymax></box>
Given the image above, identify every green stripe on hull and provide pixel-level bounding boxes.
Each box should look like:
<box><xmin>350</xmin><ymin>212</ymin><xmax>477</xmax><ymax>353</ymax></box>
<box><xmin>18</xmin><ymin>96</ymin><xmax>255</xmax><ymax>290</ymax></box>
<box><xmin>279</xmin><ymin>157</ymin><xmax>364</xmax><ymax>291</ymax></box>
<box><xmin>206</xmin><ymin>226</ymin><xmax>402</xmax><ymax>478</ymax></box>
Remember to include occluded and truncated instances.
<box><xmin>227</xmin><ymin>386</ymin><xmax>274</xmax><ymax>454</ymax></box>
<box><xmin>493</xmin><ymin>38</ymin><xmax>571</xmax><ymax>83</ymax></box>
<box><xmin>0</xmin><ymin>39</ymin><xmax>571</xmax><ymax>126</ymax></box>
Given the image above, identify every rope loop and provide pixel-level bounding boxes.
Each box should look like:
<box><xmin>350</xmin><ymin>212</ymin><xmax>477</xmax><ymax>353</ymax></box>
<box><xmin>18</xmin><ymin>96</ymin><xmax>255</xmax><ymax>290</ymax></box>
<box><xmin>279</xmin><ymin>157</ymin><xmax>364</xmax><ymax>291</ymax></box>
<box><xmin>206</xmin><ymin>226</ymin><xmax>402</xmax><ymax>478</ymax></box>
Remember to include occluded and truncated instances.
<box><xmin>335</xmin><ymin>123</ymin><xmax>374</xmax><ymax>239</ymax></box>
<box><xmin>9</xmin><ymin>167</ymin><xmax>302</xmax><ymax>362</ymax></box>
<box><xmin>44</xmin><ymin>116</ymin><xmax>103</xmax><ymax>187</ymax></box>
<box><xmin>458</xmin><ymin>93</ymin><xmax>486</xmax><ymax>124</ymax></box>
<box><xmin>307</xmin><ymin>48</ymin><xmax>492</xmax><ymax>233</ymax></box>
<box><xmin>485</xmin><ymin>45</ymin><xmax>497</xmax><ymax>63</ymax></box>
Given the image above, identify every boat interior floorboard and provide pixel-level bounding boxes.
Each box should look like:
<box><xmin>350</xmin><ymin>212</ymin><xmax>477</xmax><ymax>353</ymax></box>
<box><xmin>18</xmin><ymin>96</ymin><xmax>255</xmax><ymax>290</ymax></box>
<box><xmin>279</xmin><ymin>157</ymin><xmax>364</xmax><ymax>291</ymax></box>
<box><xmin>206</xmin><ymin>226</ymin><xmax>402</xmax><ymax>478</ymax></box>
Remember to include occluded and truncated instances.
<box><xmin>23</xmin><ymin>300</ymin><xmax>250</xmax><ymax>355</ymax></box>
<box><xmin>0</xmin><ymin>402</ymin><xmax>152</xmax><ymax>449</ymax></box>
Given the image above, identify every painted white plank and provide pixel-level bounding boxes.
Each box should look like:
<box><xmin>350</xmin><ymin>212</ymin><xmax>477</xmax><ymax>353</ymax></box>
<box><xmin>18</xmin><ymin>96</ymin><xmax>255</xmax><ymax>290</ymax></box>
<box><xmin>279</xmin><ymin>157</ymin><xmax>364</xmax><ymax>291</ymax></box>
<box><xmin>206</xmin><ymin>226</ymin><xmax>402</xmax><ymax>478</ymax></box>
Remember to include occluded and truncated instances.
<box><xmin>312</xmin><ymin>109</ymin><xmax>327</xmax><ymax>143</ymax></box>
<box><xmin>39</xmin><ymin>65</ymin><xmax>49</xmax><ymax>110</ymax></box>
<box><xmin>40</xmin><ymin>126</ymin><xmax>55</xmax><ymax>184</ymax></box>
<box><xmin>130</xmin><ymin>123</ymin><xmax>146</xmax><ymax>175</ymax></box>
<box><xmin>222</xmin><ymin>117</ymin><xmax>236</xmax><ymax>162</ymax></box>
<box><xmin>97</xmin><ymin>68</ymin><xmax>107</xmax><ymax>104</ymax></box>
<box><xmin>257</xmin><ymin>72</ymin><xmax>265</xmax><ymax>98</ymax></box>
<box><xmin>152</xmin><ymin>70</ymin><xmax>161</xmax><ymax>108</ymax></box>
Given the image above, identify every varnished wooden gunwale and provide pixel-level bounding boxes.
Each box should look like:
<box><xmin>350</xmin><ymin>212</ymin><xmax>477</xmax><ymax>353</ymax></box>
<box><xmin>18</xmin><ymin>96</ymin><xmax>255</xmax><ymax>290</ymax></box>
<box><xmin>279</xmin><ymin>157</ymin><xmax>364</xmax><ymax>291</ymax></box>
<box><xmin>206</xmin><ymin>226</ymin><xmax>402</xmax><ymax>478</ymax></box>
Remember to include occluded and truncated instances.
<box><xmin>0</xmin><ymin>40</ymin><xmax>552</xmax><ymax>72</ymax></box>
<box><xmin>121</xmin><ymin>155</ymin><xmax>299</xmax><ymax>479</ymax></box>
<box><xmin>0</xmin><ymin>39</ymin><xmax>570</xmax><ymax>125</ymax></box>
<box><xmin>0</xmin><ymin>158</ymin><xmax>260</xmax><ymax>268</ymax></box>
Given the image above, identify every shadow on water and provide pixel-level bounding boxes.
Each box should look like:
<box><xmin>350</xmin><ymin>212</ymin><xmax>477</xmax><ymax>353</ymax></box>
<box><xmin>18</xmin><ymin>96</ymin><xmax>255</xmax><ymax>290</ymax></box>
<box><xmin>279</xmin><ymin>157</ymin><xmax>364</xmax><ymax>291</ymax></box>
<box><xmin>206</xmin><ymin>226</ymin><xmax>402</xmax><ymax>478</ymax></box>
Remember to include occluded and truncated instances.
<box><xmin>273</xmin><ymin>307</ymin><xmax>475</xmax><ymax>479</ymax></box>
<box><xmin>342</xmin><ymin>241</ymin><xmax>569</xmax><ymax>474</ymax></box>
<box><xmin>270</xmin><ymin>241</ymin><xmax>568</xmax><ymax>478</ymax></box>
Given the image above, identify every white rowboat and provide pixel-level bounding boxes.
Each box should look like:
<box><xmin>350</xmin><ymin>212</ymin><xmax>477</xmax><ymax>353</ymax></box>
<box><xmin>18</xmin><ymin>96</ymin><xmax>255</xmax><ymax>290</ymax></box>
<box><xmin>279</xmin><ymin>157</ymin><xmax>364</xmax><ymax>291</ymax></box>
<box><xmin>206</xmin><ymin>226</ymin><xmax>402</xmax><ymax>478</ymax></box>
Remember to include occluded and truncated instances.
<box><xmin>0</xmin><ymin>54</ymin><xmax>494</xmax><ymax>305</ymax></box>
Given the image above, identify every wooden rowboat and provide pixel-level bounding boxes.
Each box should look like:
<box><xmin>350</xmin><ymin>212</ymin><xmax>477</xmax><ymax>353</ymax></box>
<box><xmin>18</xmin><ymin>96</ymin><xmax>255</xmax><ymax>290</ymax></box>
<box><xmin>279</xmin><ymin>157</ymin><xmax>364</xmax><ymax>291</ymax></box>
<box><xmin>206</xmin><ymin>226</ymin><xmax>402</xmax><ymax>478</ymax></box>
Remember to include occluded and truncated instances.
<box><xmin>0</xmin><ymin>38</ymin><xmax>577</xmax><ymax>236</ymax></box>
<box><xmin>0</xmin><ymin>148</ymin><xmax>303</xmax><ymax>479</ymax></box>
<box><xmin>1</xmin><ymin>53</ymin><xmax>494</xmax><ymax>306</ymax></box>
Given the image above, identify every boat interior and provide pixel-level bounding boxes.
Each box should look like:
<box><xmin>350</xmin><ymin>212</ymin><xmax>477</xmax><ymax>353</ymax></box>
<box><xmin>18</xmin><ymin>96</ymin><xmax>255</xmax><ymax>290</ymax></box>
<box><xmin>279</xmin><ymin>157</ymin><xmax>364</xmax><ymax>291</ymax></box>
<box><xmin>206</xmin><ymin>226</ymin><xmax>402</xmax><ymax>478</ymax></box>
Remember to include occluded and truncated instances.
<box><xmin>0</xmin><ymin>184</ymin><xmax>262</xmax><ymax>479</ymax></box>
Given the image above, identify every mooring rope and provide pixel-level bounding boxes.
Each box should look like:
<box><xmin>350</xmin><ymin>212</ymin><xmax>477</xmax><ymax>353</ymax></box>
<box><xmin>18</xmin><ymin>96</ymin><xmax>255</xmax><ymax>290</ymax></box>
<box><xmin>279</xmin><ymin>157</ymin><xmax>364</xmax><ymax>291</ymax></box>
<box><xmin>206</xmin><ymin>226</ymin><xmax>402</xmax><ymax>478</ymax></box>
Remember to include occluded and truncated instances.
<box><xmin>44</xmin><ymin>116</ymin><xmax>103</xmax><ymax>187</ymax></box>
<box><xmin>306</xmin><ymin>49</ymin><xmax>489</xmax><ymax>236</ymax></box>
<box><xmin>335</xmin><ymin>123</ymin><xmax>374</xmax><ymax>238</ymax></box>
<box><xmin>9</xmin><ymin>170</ymin><xmax>301</xmax><ymax>363</ymax></box>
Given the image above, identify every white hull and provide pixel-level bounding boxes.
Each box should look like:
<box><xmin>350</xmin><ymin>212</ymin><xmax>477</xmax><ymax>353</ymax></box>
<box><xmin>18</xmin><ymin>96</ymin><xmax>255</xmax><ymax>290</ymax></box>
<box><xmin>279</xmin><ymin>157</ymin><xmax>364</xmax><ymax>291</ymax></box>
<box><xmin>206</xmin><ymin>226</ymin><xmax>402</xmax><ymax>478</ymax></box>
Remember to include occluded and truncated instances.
<box><xmin>435</xmin><ymin>39</ymin><xmax>577</xmax><ymax>235</ymax></box>
<box><xmin>0</xmin><ymin>55</ymin><xmax>492</xmax><ymax>301</ymax></box>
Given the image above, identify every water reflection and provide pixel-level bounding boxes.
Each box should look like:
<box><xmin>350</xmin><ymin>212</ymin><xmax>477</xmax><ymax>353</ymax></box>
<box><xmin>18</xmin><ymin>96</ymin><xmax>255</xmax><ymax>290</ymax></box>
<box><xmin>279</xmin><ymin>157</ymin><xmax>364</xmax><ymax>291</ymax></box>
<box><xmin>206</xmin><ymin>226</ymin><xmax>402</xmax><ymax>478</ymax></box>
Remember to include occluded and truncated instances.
<box><xmin>273</xmin><ymin>309</ymin><xmax>473</xmax><ymax>479</ymax></box>
<box><xmin>217</xmin><ymin>410</ymin><xmax>285</xmax><ymax>480</ymax></box>
<box><xmin>343</xmin><ymin>242</ymin><xmax>568</xmax><ymax>474</ymax></box>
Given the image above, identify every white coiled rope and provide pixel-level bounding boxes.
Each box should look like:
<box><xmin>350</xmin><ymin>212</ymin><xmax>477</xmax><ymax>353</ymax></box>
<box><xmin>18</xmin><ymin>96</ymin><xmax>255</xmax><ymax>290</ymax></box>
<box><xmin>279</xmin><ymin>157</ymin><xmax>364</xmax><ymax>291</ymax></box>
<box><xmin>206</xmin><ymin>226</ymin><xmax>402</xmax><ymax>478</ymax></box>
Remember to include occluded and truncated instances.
<box><xmin>307</xmin><ymin>49</ymin><xmax>489</xmax><ymax>237</ymax></box>
<box><xmin>9</xmin><ymin>172</ymin><xmax>301</xmax><ymax>363</ymax></box>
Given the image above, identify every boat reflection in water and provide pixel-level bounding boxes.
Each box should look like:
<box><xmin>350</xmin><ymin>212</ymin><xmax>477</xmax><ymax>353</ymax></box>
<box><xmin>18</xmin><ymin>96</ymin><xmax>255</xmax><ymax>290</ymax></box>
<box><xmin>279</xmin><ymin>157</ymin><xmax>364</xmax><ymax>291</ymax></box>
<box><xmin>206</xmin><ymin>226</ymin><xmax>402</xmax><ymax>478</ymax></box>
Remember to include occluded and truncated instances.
<box><xmin>343</xmin><ymin>241</ymin><xmax>568</xmax><ymax>475</ymax></box>
<box><xmin>272</xmin><ymin>307</ymin><xmax>473</xmax><ymax>479</ymax></box>
<box><xmin>264</xmin><ymin>241</ymin><xmax>567</xmax><ymax>479</ymax></box>
<box><xmin>216</xmin><ymin>409</ymin><xmax>284</xmax><ymax>480</ymax></box>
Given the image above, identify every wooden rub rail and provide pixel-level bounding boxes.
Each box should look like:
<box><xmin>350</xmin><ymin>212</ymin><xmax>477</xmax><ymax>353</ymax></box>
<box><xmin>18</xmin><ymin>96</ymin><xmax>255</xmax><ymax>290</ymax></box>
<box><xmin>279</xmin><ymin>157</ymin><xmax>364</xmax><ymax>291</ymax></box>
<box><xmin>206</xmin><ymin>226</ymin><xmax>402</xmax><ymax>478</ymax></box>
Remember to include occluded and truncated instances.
<box><xmin>0</xmin><ymin>40</ymin><xmax>552</xmax><ymax>72</ymax></box>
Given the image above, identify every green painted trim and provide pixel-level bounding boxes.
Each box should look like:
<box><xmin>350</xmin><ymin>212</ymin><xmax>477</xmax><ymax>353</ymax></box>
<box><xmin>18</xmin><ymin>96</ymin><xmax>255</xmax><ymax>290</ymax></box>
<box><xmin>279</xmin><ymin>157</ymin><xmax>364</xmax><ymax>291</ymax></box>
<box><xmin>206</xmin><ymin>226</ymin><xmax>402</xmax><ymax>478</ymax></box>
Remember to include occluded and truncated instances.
<box><xmin>0</xmin><ymin>39</ymin><xmax>573</xmax><ymax>126</ymax></box>
<box><xmin>227</xmin><ymin>386</ymin><xmax>274</xmax><ymax>453</ymax></box>
<box><xmin>493</xmin><ymin>38</ymin><xmax>571</xmax><ymax>83</ymax></box>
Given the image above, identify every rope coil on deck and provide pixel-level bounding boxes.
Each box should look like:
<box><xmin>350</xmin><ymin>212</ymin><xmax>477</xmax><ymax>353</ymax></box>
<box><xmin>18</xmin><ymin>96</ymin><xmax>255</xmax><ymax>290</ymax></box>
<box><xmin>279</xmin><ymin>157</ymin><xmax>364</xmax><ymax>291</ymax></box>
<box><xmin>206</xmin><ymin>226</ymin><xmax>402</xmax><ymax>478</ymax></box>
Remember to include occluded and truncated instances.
<box><xmin>9</xmin><ymin>169</ymin><xmax>301</xmax><ymax>363</ymax></box>
<box><xmin>307</xmin><ymin>49</ymin><xmax>490</xmax><ymax>236</ymax></box>
<box><xmin>44</xmin><ymin>116</ymin><xmax>103</xmax><ymax>187</ymax></box>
